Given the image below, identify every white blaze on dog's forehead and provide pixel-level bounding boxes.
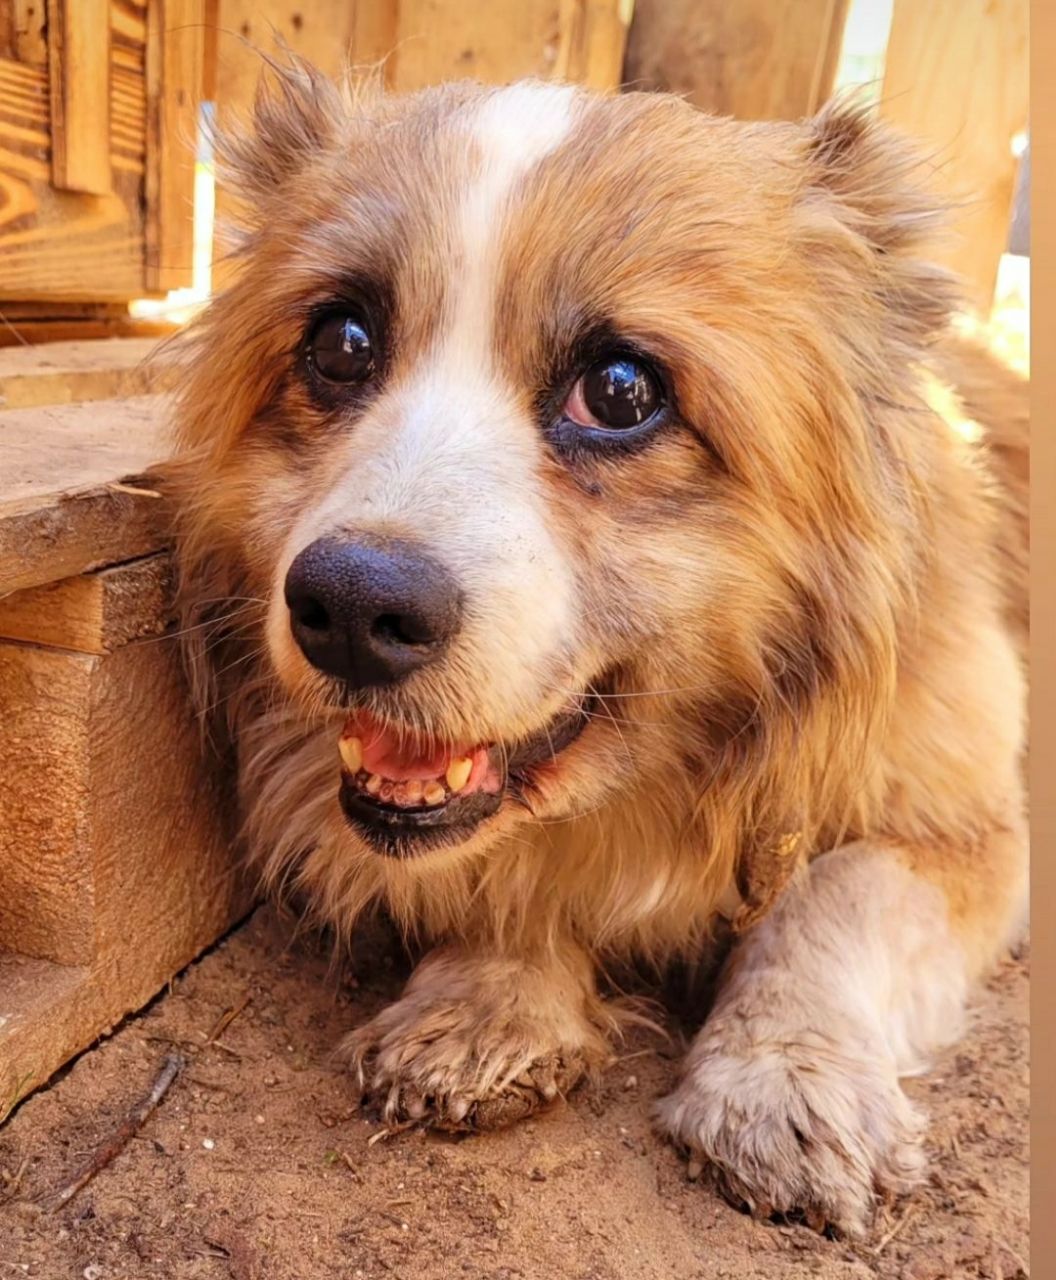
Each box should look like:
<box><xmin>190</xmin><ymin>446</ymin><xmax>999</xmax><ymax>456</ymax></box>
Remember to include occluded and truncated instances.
<box><xmin>445</xmin><ymin>82</ymin><xmax>578</xmax><ymax>373</ymax></box>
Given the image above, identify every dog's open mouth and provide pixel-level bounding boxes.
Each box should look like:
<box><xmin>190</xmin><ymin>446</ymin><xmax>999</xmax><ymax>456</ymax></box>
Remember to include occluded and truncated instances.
<box><xmin>337</xmin><ymin>699</ymin><xmax>592</xmax><ymax>856</ymax></box>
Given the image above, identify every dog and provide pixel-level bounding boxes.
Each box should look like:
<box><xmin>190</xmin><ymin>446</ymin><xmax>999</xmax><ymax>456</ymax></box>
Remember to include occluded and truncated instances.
<box><xmin>171</xmin><ymin>62</ymin><xmax>1029</xmax><ymax>1237</ymax></box>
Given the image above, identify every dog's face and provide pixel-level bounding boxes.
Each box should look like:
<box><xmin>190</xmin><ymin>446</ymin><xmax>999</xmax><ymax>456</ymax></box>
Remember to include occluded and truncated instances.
<box><xmin>177</xmin><ymin>73</ymin><xmax>945</xmax><ymax>878</ymax></box>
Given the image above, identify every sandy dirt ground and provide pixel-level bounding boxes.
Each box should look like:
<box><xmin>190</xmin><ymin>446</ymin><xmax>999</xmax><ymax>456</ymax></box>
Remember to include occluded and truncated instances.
<box><xmin>1</xmin><ymin>908</ymin><xmax>1028</xmax><ymax>1280</ymax></box>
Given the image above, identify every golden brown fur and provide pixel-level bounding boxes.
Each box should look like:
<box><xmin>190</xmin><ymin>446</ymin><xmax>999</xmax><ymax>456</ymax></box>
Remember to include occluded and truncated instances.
<box><xmin>170</xmin><ymin>62</ymin><xmax>1028</xmax><ymax>1237</ymax></box>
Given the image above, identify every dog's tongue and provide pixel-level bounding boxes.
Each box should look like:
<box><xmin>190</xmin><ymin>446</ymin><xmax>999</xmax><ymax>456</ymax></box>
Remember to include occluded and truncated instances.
<box><xmin>342</xmin><ymin>712</ymin><xmax>490</xmax><ymax>790</ymax></box>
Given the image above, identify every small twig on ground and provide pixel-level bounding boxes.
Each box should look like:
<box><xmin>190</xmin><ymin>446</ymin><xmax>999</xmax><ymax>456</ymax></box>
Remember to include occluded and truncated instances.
<box><xmin>106</xmin><ymin>481</ymin><xmax>163</xmax><ymax>499</ymax></box>
<box><xmin>870</xmin><ymin>1205</ymin><xmax>917</xmax><ymax>1256</ymax></box>
<box><xmin>203</xmin><ymin>994</ymin><xmax>252</xmax><ymax>1046</ymax></box>
<box><xmin>614</xmin><ymin>1049</ymin><xmax>654</xmax><ymax>1065</ymax></box>
<box><xmin>0</xmin><ymin>1155</ymin><xmax>29</xmax><ymax>1202</ymax></box>
<box><xmin>39</xmin><ymin>1052</ymin><xmax>184</xmax><ymax>1213</ymax></box>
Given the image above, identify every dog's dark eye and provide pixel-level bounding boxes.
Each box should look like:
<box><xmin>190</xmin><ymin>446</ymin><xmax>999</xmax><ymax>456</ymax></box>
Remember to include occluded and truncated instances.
<box><xmin>307</xmin><ymin>312</ymin><xmax>375</xmax><ymax>384</ymax></box>
<box><xmin>564</xmin><ymin>357</ymin><xmax>662</xmax><ymax>431</ymax></box>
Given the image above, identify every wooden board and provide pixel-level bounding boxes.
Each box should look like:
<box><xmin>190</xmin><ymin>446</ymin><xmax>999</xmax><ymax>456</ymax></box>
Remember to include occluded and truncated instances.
<box><xmin>145</xmin><ymin>0</ymin><xmax>206</xmax><ymax>292</ymax></box>
<box><xmin>0</xmin><ymin>393</ymin><xmax>172</xmax><ymax>595</ymax></box>
<box><xmin>880</xmin><ymin>0</ymin><xmax>1029</xmax><ymax>311</ymax></box>
<box><xmin>0</xmin><ymin>634</ymin><xmax>252</xmax><ymax>1102</ymax></box>
<box><xmin>0</xmin><ymin>552</ymin><xmax>174</xmax><ymax>652</ymax></box>
<box><xmin>0</xmin><ymin>335</ymin><xmax>170</xmax><ymax>406</ymax></box>
<box><xmin>11</xmin><ymin>0</ymin><xmax>47</xmax><ymax>65</ymax></box>
<box><xmin>389</xmin><ymin>0</ymin><xmax>631</xmax><ymax>92</ymax></box>
<box><xmin>0</xmin><ymin>644</ymin><xmax>99</xmax><ymax>965</ymax></box>
<box><xmin>0</xmin><ymin>2</ymin><xmax>148</xmax><ymax>302</ymax></box>
<box><xmin>47</xmin><ymin>0</ymin><xmax>113</xmax><ymax>195</ymax></box>
<box><xmin>0</xmin><ymin>0</ymin><xmax>206</xmax><ymax>304</ymax></box>
<box><xmin>210</xmin><ymin>1</ymin><xmax>631</xmax><ymax>283</ymax></box>
<box><xmin>623</xmin><ymin>0</ymin><xmax>850</xmax><ymax>120</ymax></box>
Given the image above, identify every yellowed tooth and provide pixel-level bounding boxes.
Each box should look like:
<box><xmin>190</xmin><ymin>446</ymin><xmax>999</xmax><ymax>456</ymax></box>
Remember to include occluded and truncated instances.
<box><xmin>364</xmin><ymin>773</ymin><xmax>382</xmax><ymax>795</ymax></box>
<box><xmin>423</xmin><ymin>781</ymin><xmax>446</xmax><ymax>806</ymax></box>
<box><xmin>445</xmin><ymin>756</ymin><xmax>472</xmax><ymax>793</ymax></box>
<box><xmin>403</xmin><ymin>778</ymin><xmax>424</xmax><ymax>806</ymax></box>
<box><xmin>339</xmin><ymin>736</ymin><xmax>363</xmax><ymax>774</ymax></box>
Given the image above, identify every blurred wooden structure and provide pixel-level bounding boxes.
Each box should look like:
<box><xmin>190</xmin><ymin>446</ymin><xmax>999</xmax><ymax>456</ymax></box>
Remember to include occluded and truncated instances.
<box><xmin>879</xmin><ymin>0</ymin><xmax>1028</xmax><ymax>310</ymax></box>
<box><xmin>624</xmin><ymin>0</ymin><xmax>1029</xmax><ymax>314</ymax></box>
<box><xmin>209</xmin><ymin>0</ymin><xmax>632</xmax><ymax>280</ymax></box>
<box><xmin>624</xmin><ymin>0</ymin><xmax>850</xmax><ymax>121</ymax></box>
<box><xmin>0</xmin><ymin>0</ymin><xmax>206</xmax><ymax>306</ymax></box>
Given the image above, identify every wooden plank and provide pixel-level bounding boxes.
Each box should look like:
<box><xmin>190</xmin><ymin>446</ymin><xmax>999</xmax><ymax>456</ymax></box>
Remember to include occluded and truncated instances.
<box><xmin>0</xmin><ymin>394</ymin><xmax>171</xmax><ymax>595</ymax></box>
<box><xmin>213</xmin><ymin>0</ymin><xmax>359</xmax><ymax>116</ymax></box>
<box><xmin>12</xmin><ymin>0</ymin><xmax>48</xmax><ymax>64</ymax></box>
<box><xmin>0</xmin><ymin>336</ymin><xmax>171</xmax><ymax>406</ymax></box>
<box><xmin>389</xmin><ymin>0</ymin><xmax>630</xmax><ymax>93</ymax></box>
<box><xmin>880</xmin><ymin>0</ymin><xmax>1029</xmax><ymax>312</ymax></box>
<box><xmin>0</xmin><ymin>553</ymin><xmax>174</xmax><ymax>652</ymax></box>
<box><xmin>558</xmin><ymin>0</ymin><xmax>634</xmax><ymax>91</ymax></box>
<box><xmin>0</xmin><ymin>957</ymin><xmax>93</xmax><ymax>1113</ymax></box>
<box><xmin>47</xmin><ymin>0</ymin><xmax>113</xmax><ymax>195</ymax></box>
<box><xmin>211</xmin><ymin>1</ymin><xmax>629</xmax><ymax>280</ymax></box>
<box><xmin>145</xmin><ymin>0</ymin><xmax>206</xmax><ymax>292</ymax></box>
<box><xmin>623</xmin><ymin>0</ymin><xmax>850</xmax><ymax>120</ymax></box>
<box><xmin>210</xmin><ymin>0</ymin><xmax>361</xmax><ymax>286</ymax></box>
<box><xmin>0</xmin><ymin>644</ymin><xmax>97</xmax><ymax>966</ymax></box>
<box><xmin>0</xmin><ymin>633</ymin><xmax>252</xmax><ymax>1103</ymax></box>
<box><xmin>0</xmin><ymin>3</ymin><xmax>150</xmax><ymax>303</ymax></box>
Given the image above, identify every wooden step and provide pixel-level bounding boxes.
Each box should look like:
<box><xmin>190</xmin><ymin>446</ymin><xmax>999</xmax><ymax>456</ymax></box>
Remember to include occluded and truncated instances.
<box><xmin>0</xmin><ymin>393</ymin><xmax>171</xmax><ymax>596</ymax></box>
<box><xmin>0</xmin><ymin>337</ymin><xmax>176</xmax><ymax>409</ymax></box>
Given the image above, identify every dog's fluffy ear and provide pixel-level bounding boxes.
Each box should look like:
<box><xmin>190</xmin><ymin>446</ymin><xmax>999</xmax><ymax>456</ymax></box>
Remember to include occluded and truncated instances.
<box><xmin>215</xmin><ymin>53</ymin><xmax>348</xmax><ymax>208</ymax></box>
<box><xmin>800</xmin><ymin>98</ymin><xmax>959</xmax><ymax>343</ymax></box>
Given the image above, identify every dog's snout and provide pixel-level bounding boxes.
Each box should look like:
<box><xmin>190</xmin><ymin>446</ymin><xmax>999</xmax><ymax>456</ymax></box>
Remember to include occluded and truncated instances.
<box><xmin>284</xmin><ymin>536</ymin><xmax>463</xmax><ymax>688</ymax></box>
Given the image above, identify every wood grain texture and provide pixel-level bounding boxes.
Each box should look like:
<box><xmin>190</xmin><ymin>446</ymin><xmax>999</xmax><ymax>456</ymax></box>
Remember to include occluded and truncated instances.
<box><xmin>623</xmin><ymin>0</ymin><xmax>850</xmax><ymax>120</ymax></box>
<box><xmin>378</xmin><ymin>0</ymin><xmax>630</xmax><ymax>92</ymax></box>
<box><xmin>0</xmin><ymin>633</ymin><xmax>251</xmax><ymax>1102</ymax></box>
<box><xmin>210</xmin><ymin>0</ymin><xmax>360</xmax><ymax>286</ymax></box>
<box><xmin>0</xmin><ymin>644</ymin><xmax>97</xmax><ymax>965</ymax></box>
<box><xmin>12</xmin><ymin>0</ymin><xmax>47</xmax><ymax>65</ymax></box>
<box><xmin>880</xmin><ymin>0</ymin><xmax>1028</xmax><ymax>311</ymax></box>
<box><xmin>0</xmin><ymin>552</ymin><xmax>174</xmax><ymax>652</ymax></box>
<box><xmin>47</xmin><ymin>0</ymin><xmax>113</xmax><ymax>194</ymax></box>
<box><xmin>0</xmin><ymin>394</ymin><xmax>171</xmax><ymax>594</ymax></box>
<box><xmin>0</xmin><ymin>335</ymin><xmax>170</xmax><ymax>406</ymax></box>
<box><xmin>0</xmin><ymin>2</ymin><xmax>150</xmax><ymax>302</ymax></box>
<box><xmin>211</xmin><ymin>1</ymin><xmax>629</xmax><ymax>282</ymax></box>
<box><xmin>145</xmin><ymin>0</ymin><xmax>206</xmax><ymax>292</ymax></box>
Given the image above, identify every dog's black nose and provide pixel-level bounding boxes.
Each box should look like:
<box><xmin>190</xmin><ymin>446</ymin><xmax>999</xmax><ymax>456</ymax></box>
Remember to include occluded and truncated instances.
<box><xmin>284</xmin><ymin>536</ymin><xmax>462</xmax><ymax>687</ymax></box>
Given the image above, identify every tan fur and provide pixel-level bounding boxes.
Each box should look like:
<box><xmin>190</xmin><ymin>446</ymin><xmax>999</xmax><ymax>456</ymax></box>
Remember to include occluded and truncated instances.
<box><xmin>169</xmin><ymin>63</ymin><xmax>1028</xmax><ymax>1237</ymax></box>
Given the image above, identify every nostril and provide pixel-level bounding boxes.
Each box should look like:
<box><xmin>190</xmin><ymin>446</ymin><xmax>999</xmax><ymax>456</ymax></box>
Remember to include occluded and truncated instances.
<box><xmin>371</xmin><ymin>612</ymin><xmax>434</xmax><ymax>649</ymax></box>
<box><xmin>284</xmin><ymin>535</ymin><xmax>462</xmax><ymax>687</ymax></box>
<box><xmin>292</xmin><ymin>595</ymin><xmax>330</xmax><ymax>632</ymax></box>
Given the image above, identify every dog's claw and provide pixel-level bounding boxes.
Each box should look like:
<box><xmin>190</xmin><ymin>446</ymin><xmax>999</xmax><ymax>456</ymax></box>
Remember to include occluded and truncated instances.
<box><xmin>349</xmin><ymin>1037</ymin><xmax>589</xmax><ymax>1134</ymax></box>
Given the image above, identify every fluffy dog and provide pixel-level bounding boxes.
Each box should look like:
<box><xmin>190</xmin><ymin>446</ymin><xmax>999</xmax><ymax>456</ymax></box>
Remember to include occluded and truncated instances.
<box><xmin>171</xmin><ymin>63</ymin><xmax>1029</xmax><ymax>1236</ymax></box>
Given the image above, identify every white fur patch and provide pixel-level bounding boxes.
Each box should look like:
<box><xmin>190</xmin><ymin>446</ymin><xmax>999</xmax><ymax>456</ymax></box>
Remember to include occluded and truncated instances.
<box><xmin>269</xmin><ymin>83</ymin><xmax>582</xmax><ymax>743</ymax></box>
<box><xmin>724</xmin><ymin>846</ymin><xmax>970</xmax><ymax>1074</ymax></box>
<box><xmin>655</xmin><ymin>845</ymin><xmax>971</xmax><ymax>1234</ymax></box>
<box><xmin>445</xmin><ymin>83</ymin><xmax>578</xmax><ymax>377</ymax></box>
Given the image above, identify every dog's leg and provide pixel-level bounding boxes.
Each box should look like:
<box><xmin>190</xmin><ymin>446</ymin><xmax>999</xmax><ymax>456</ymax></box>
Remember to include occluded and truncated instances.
<box><xmin>655</xmin><ymin>828</ymin><xmax>1027</xmax><ymax>1236</ymax></box>
<box><xmin>345</xmin><ymin>942</ymin><xmax>613</xmax><ymax>1130</ymax></box>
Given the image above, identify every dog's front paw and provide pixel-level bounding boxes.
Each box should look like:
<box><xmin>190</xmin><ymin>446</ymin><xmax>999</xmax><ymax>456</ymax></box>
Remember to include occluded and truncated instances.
<box><xmin>655</xmin><ymin>1017</ymin><xmax>925</xmax><ymax>1237</ymax></box>
<box><xmin>344</xmin><ymin>948</ymin><xmax>611</xmax><ymax>1131</ymax></box>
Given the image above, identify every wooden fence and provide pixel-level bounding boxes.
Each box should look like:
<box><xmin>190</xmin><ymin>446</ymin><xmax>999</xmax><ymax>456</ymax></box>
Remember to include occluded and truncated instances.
<box><xmin>0</xmin><ymin>0</ymin><xmax>1029</xmax><ymax>322</ymax></box>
